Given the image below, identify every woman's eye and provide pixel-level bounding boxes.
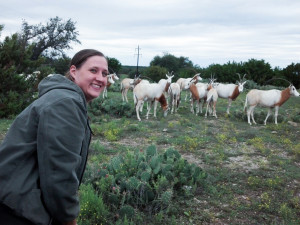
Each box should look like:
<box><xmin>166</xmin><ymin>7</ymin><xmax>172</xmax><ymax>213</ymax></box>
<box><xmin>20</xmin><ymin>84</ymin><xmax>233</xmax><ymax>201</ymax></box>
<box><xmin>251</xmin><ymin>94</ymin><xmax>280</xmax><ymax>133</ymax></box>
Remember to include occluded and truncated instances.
<box><xmin>102</xmin><ymin>72</ymin><xmax>108</xmax><ymax>77</ymax></box>
<box><xmin>90</xmin><ymin>68</ymin><xmax>97</xmax><ymax>73</ymax></box>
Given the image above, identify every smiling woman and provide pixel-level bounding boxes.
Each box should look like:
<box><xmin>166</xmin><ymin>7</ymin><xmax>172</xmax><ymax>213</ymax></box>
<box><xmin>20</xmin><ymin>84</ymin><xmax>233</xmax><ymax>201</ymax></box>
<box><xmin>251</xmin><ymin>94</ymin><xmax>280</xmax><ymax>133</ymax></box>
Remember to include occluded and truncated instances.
<box><xmin>0</xmin><ymin>49</ymin><xmax>108</xmax><ymax>225</ymax></box>
<box><xmin>68</xmin><ymin>50</ymin><xmax>108</xmax><ymax>102</ymax></box>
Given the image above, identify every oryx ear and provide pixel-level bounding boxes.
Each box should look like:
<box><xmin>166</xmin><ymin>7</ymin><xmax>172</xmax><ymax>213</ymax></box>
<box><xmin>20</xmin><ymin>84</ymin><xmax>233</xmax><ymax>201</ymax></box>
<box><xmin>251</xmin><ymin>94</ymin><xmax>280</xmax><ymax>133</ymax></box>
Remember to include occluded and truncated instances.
<box><xmin>242</xmin><ymin>81</ymin><xmax>247</xmax><ymax>85</ymax></box>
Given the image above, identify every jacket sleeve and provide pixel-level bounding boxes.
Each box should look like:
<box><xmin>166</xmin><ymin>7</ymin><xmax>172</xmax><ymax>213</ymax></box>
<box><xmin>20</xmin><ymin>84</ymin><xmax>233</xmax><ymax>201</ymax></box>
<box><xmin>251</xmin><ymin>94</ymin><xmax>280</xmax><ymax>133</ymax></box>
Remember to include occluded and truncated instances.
<box><xmin>37</xmin><ymin>96</ymin><xmax>87</xmax><ymax>222</ymax></box>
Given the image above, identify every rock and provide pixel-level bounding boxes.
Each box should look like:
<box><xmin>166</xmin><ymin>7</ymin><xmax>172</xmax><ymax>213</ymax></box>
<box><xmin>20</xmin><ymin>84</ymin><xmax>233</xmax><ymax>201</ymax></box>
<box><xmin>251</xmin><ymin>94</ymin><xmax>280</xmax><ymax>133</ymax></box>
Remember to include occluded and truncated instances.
<box><xmin>287</xmin><ymin>121</ymin><xmax>298</xmax><ymax>127</ymax></box>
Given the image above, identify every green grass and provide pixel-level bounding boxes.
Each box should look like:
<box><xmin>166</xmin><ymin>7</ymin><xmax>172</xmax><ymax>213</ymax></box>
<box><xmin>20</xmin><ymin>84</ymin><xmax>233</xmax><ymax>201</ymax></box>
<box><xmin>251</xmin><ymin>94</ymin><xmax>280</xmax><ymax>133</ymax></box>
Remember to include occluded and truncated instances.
<box><xmin>1</xmin><ymin>88</ymin><xmax>299</xmax><ymax>225</ymax></box>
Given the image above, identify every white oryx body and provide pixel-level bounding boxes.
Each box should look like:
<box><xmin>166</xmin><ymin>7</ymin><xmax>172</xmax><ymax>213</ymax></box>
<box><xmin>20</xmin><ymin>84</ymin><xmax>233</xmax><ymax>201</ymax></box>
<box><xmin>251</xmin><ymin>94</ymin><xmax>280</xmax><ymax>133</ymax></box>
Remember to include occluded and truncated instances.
<box><xmin>216</xmin><ymin>81</ymin><xmax>247</xmax><ymax>114</ymax></box>
<box><xmin>244</xmin><ymin>85</ymin><xmax>299</xmax><ymax>125</ymax></box>
<box><xmin>205</xmin><ymin>84</ymin><xmax>219</xmax><ymax>118</ymax></box>
<box><xmin>189</xmin><ymin>82</ymin><xmax>210</xmax><ymax>115</ymax></box>
<box><xmin>120</xmin><ymin>76</ymin><xmax>142</xmax><ymax>102</ymax></box>
<box><xmin>176</xmin><ymin>73</ymin><xmax>203</xmax><ymax>101</ymax></box>
<box><xmin>158</xmin><ymin>72</ymin><xmax>174</xmax><ymax>103</ymax></box>
<box><xmin>168</xmin><ymin>83</ymin><xmax>181</xmax><ymax>114</ymax></box>
<box><xmin>102</xmin><ymin>73</ymin><xmax>119</xmax><ymax>98</ymax></box>
<box><xmin>133</xmin><ymin>76</ymin><xmax>172</xmax><ymax>121</ymax></box>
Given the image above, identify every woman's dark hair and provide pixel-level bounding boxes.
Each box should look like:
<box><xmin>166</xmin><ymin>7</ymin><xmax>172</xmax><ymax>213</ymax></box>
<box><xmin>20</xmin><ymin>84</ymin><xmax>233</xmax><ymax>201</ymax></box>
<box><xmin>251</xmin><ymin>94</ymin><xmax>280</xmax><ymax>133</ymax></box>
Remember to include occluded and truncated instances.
<box><xmin>66</xmin><ymin>49</ymin><xmax>106</xmax><ymax>81</ymax></box>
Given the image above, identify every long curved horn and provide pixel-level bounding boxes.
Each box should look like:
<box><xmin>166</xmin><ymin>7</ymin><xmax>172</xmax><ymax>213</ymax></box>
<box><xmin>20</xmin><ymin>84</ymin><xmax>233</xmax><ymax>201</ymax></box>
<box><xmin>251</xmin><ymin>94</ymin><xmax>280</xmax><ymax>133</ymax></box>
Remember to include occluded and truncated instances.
<box><xmin>265</xmin><ymin>78</ymin><xmax>291</xmax><ymax>86</ymax></box>
<box><xmin>243</xmin><ymin>73</ymin><xmax>246</xmax><ymax>80</ymax></box>
<box><xmin>236</xmin><ymin>73</ymin><xmax>241</xmax><ymax>81</ymax></box>
<box><xmin>108</xmin><ymin>67</ymin><xmax>115</xmax><ymax>74</ymax></box>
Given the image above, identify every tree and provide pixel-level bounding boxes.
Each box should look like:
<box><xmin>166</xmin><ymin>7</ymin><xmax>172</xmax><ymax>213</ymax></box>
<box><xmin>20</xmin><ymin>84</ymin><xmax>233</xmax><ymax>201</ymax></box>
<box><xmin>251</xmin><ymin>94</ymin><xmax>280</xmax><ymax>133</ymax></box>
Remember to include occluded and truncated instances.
<box><xmin>107</xmin><ymin>57</ymin><xmax>122</xmax><ymax>73</ymax></box>
<box><xmin>44</xmin><ymin>55</ymin><xmax>71</xmax><ymax>75</ymax></box>
<box><xmin>242</xmin><ymin>59</ymin><xmax>274</xmax><ymax>86</ymax></box>
<box><xmin>282</xmin><ymin>63</ymin><xmax>300</xmax><ymax>88</ymax></box>
<box><xmin>150</xmin><ymin>53</ymin><xmax>197</xmax><ymax>80</ymax></box>
<box><xmin>144</xmin><ymin>66</ymin><xmax>168</xmax><ymax>82</ymax></box>
<box><xmin>0</xmin><ymin>33</ymin><xmax>43</xmax><ymax>117</ymax></box>
<box><xmin>20</xmin><ymin>17</ymin><xmax>81</xmax><ymax>60</ymax></box>
<box><xmin>150</xmin><ymin>53</ymin><xmax>180</xmax><ymax>73</ymax></box>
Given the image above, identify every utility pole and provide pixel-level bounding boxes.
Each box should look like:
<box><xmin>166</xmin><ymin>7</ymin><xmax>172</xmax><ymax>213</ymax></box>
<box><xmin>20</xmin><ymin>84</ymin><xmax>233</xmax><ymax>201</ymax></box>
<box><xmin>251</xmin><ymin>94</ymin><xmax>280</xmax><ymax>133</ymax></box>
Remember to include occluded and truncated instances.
<box><xmin>135</xmin><ymin>45</ymin><xmax>141</xmax><ymax>76</ymax></box>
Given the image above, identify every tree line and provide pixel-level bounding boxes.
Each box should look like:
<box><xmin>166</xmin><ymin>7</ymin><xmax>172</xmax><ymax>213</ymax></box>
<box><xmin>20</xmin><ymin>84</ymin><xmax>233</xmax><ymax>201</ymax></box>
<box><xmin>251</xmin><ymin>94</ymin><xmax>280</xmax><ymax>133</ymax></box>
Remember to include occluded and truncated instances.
<box><xmin>122</xmin><ymin>53</ymin><xmax>299</xmax><ymax>89</ymax></box>
<box><xmin>1</xmin><ymin>18</ymin><xmax>299</xmax><ymax>118</ymax></box>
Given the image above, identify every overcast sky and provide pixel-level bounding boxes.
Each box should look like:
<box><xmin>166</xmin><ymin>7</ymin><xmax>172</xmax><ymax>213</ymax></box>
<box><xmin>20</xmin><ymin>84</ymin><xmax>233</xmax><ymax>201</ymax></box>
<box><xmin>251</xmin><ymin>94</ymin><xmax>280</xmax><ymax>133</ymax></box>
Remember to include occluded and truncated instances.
<box><xmin>1</xmin><ymin>0</ymin><xmax>300</xmax><ymax>69</ymax></box>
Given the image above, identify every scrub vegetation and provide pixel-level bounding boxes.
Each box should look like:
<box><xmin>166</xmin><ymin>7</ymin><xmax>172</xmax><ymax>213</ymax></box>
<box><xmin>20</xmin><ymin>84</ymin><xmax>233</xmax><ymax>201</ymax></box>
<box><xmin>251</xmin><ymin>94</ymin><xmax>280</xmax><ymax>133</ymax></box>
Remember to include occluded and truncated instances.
<box><xmin>0</xmin><ymin>85</ymin><xmax>299</xmax><ymax>225</ymax></box>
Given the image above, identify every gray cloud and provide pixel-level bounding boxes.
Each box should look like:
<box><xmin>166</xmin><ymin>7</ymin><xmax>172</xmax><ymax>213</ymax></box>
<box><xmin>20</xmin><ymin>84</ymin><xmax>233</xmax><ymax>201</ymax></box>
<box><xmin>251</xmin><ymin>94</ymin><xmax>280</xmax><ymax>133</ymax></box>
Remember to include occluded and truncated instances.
<box><xmin>1</xmin><ymin>0</ymin><xmax>299</xmax><ymax>68</ymax></box>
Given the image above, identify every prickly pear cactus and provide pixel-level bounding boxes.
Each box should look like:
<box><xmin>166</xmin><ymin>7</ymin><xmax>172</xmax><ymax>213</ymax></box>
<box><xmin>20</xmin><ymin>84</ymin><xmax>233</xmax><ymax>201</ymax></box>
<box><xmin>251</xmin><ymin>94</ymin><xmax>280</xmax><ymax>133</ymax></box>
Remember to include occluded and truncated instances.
<box><xmin>161</xmin><ymin>189</ymin><xmax>173</xmax><ymax>205</ymax></box>
<box><xmin>119</xmin><ymin>205</ymin><xmax>135</xmax><ymax>219</ymax></box>
<box><xmin>146</xmin><ymin>145</ymin><xmax>157</xmax><ymax>158</ymax></box>
<box><xmin>92</xmin><ymin>145</ymin><xmax>207</xmax><ymax>218</ymax></box>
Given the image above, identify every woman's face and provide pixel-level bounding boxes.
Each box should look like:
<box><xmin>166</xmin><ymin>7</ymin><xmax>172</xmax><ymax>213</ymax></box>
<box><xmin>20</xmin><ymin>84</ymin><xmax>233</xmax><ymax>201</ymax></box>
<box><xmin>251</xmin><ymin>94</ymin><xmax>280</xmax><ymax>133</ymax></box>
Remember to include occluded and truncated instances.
<box><xmin>70</xmin><ymin>55</ymin><xmax>108</xmax><ymax>102</ymax></box>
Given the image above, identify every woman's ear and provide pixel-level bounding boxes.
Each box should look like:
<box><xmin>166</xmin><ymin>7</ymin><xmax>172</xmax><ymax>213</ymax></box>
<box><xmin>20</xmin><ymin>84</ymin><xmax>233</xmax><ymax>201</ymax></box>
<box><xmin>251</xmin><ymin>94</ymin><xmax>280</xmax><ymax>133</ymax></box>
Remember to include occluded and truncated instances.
<box><xmin>69</xmin><ymin>65</ymin><xmax>76</xmax><ymax>80</ymax></box>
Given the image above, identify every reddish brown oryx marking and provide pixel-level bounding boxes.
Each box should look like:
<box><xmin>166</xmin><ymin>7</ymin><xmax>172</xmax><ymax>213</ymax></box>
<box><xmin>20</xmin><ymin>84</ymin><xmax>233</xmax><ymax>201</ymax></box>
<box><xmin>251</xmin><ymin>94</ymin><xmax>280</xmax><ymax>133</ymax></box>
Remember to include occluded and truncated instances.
<box><xmin>190</xmin><ymin>84</ymin><xmax>199</xmax><ymax>99</ymax></box>
<box><xmin>244</xmin><ymin>85</ymin><xmax>299</xmax><ymax>125</ymax></box>
<box><xmin>164</xmin><ymin>82</ymin><xmax>171</xmax><ymax>92</ymax></box>
<box><xmin>230</xmin><ymin>85</ymin><xmax>240</xmax><ymax>100</ymax></box>
<box><xmin>275</xmin><ymin>87</ymin><xmax>291</xmax><ymax>107</ymax></box>
<box><xmin>155</xmin><ymin>94</ymin><xmax>168</xmax><ymax>111</ymax></box>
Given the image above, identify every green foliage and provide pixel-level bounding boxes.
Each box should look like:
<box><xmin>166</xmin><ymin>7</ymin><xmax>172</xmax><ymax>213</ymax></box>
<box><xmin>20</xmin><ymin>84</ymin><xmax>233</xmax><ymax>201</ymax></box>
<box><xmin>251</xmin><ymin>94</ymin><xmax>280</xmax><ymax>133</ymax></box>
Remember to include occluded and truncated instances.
<box><xmin>0</xmin><ymin>33</ymin><xmax>43</xmax><ymax>117</ymax></box>
<box><xmin>107</xmin><ymin>57</ymin><xmax>122</xmax><ymax>73</ymax></box>
<box><xmin>0</xmin><ymin>17</ymin><xmax>77</xmax><ymax>118</ymax></box>
<box><xmin>150</xmin><ymin>53</ymin><xmax>194</xmax><ymax>77</ymax></box>
<box><xmin>90</xmin><ymin>120</ymin><xmax>123</xmax><ymax>141</ymax></box>
<box><xmin>90</xmin><ymin>146</ymin><xmax>207</xmax><ymax>220</ymax></box>
<box><xmin>88</xmin><ymin>97</ymin><xmax>135</xmax><ymax>118</ymax></box>
<box><xmin>143</xmin><ymin>65</ymin><xmax>168</xmax><ymax>82</ymax></box>
<box><xmin>78</xmin><ymin>184</ymin><xmax>109</xmax><ymax>225</ymax></box>
<box><xmin>45</xmin><ymin>56</ymin><xmax>71</xmax><ymax>75</ymax></box>
<box><xmin>282</xmin><ymin>63</ymin><xmax>300</xmax><ymax>89</ymax></box>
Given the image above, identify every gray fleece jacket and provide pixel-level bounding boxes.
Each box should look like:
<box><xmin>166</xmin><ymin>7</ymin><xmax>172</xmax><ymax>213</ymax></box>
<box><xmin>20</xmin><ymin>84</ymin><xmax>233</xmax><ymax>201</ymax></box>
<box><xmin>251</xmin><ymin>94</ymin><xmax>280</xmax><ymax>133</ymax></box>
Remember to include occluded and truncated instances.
<box><xmin>0</xmin><ymin>74</ymin><xmax>91</xmax><ymax>225</ymax></box>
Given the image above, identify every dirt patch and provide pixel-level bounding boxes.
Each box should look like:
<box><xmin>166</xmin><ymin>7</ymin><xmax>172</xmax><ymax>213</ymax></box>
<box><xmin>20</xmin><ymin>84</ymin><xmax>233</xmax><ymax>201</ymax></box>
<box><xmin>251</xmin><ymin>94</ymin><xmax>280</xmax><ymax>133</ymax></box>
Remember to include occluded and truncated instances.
<box><xmin>181</xmin><ymin>153</ymin><xmax>207</xmax><ymax>168</ymax></box>
<box><xmin>225</xmin><ymin>155</ymin><xmax>269</xmax><ymax>171</ymax></box>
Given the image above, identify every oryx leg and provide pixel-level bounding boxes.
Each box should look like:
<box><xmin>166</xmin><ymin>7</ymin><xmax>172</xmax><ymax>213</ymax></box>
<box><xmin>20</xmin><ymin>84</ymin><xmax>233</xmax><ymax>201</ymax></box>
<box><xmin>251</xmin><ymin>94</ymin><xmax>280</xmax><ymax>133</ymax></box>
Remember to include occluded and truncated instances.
<box><xmin>153</xmin><ymin>100</ymin><xmax>158</xmax><ymax>117</ymax></box>
<box><xmin>274</xmin><ymin>106</ymin><xmax>279</xmax><ymax>125</ymax></box>
<box><xmin>205</xmin><ymin>101</ymin><xmax>210</xmax><ymax>118</ymax></box>
<box><xmin>213</xmin><ymin>101</ymin><xmax>217</xmax><ymax>118</ymax></box>
<box><xmin>248</xmin><ymin>105</ymin><xmax>257</xmax><ymax>125</ymax></box>
<box><xmin>190</xmin><ymin>99</ymin><xmax>195</xmax><ymax>114</ymax></box>
<box><xmin>247</xmin><ymin>105</ymin><xmax>255</xmax><ymax>125</ymax></box>
<box><xmin>171</xmin><ymin>96</ymin><xmax>175</xmax><ymax>114</ymax></box>
<box><xmin>146</xmin><ymin>100</ymin><xmax>154</xmax><ymax>120</ymax></box>
<box><xmin>136</xmin><ymin>100</ymin><xmax>143</xmax><ymax>121</ymax></box>
<box><xmin>195</xmin><ymin>100</ymin><xmax>200</xmax><ymax>115</ymax></box>
<box><xmin>121</xmin><ymin>89</ymin><xmax>125</xmax><ymax>101</ymax></box>
<box><xmin>227</xmin><ymin>99</ymin><xmax>232</xmax><ymax>114</ymax></box>
<box><xmin>102</xmin><ymin>87</ymin><xmax>107</xmax><ymax>98</ymax></box>
<box><xmin>264</xmin><ymin>108</ymin><xmax>272</xmax><ymax>125</ymax></box>
<box><xmin>124</xmin><ymin>88</ymin><xmax>129</xmax><ymax>102</ymax></box>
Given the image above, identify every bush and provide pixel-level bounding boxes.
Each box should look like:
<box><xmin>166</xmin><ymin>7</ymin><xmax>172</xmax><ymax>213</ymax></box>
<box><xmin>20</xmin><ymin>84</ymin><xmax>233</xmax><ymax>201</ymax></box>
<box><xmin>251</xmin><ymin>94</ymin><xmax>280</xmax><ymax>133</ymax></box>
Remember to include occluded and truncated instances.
<box><xmin>78</xmin><ymin>184</ymin><xmax>109</xmax><ymax>225</ymax></box>
<box><xmin>91</xmin><ymin>146</ymin><xmax>207</xmax><ymax>221</ymax></box>
<box><xmin>88</xmin><ymin>97</ymin><xmax>135</xmax><ymax>118</ymax></box>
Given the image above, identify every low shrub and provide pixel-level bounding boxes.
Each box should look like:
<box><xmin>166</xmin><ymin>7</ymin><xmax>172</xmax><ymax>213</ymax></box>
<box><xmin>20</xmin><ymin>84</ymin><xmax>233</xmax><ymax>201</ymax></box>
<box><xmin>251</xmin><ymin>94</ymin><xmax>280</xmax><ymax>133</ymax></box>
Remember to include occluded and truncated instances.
<box><xmin>88</xmin><ymin>97</ymin><xmax>135</xmax><ymax>118</ymax></box>
<box><xmin>91</xmin><ymin>146</ymin><xmax>207</xmax><ymax>222</ymax></box>
<box><xmin>78</xmin><ymin>184</ymin><xmax>109</xmax><ymax>225</ymax></box>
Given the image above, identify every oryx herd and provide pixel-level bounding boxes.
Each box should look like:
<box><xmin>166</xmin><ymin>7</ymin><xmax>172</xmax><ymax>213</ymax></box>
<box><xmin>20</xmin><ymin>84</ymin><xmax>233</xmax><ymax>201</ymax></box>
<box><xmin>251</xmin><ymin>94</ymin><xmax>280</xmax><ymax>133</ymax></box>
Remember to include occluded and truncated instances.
<box><xmin>106</xmin><ymin>72</ymin><xmax>300</xmax><ymax>125</ymax></box>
